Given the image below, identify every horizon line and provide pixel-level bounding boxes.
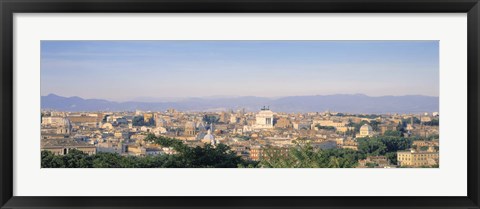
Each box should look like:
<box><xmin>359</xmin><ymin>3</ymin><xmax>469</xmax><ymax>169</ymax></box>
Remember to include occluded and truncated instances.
<box><xmin>42</xmin><ymin>92</ymin><xmax>440</xmax><ymax>102</ymax></box>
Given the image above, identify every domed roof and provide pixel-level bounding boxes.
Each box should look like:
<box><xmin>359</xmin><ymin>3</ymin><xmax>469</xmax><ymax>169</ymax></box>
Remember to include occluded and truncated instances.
<box><xmin>203</xmin><ymin>129</ymin><xmax>216</xmax><ymax>146</ymax></box>
<box><xmin>203</xmin><ymin>129</ymin><xmax>215</xmax><ymax>141</ymax></box>
<box><xmin>62</xmin><ymin>117</ymin><xmax>72</xmax><ymax>127</ymax></box>
<box><xmin>360</xmin><ymin>124</ymin><xmax>373</xmax><ymax>132</ymax></box>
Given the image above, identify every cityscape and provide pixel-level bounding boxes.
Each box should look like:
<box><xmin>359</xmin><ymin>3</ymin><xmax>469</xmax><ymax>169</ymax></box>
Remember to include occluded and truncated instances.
<box><xmin>40</xmin><ymin>41</ymin><xmax>439</xmax><ymax>168</ymax></box>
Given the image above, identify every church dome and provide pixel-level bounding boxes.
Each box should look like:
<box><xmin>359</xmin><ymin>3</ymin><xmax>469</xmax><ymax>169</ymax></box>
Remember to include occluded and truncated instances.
<box><xmin>62</xmin><ymin>117</ymin><xmax>72</xmax><ymax>128</ymax></box>
<box><xmin>360</xmin><ymin>124</ymin><xmax>373</xmax><ymax>132</ymax></box>
<box><xmin>203</xmin><ymin>129</ymin><xmax>215</xmax><ymax>141</ymax></box>
<box><xmin>203</xmin><ymin>129</ymin><xmax>216</xmax><ymax>146</ymax></box>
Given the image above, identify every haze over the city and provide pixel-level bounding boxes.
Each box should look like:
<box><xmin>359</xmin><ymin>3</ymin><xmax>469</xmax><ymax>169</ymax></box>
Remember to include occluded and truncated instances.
<box><xmin>41</xmin><ymin>41</ymin><xmax>439</xmax><ymax>102</ymax></box>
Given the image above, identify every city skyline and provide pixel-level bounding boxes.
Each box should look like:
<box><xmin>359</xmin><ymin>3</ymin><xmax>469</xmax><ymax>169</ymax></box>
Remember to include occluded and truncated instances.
<box><xmin>41</xmin><ymin>41</ymin><xmax>439</xmax><ymax>102</ymax></box>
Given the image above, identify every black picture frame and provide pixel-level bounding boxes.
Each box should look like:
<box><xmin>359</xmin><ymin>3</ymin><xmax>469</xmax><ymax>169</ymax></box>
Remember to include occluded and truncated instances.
<box><xmin>1</xmin><ymin>0</ymin><xmax>479</xmax><ymax>208</ymax></box>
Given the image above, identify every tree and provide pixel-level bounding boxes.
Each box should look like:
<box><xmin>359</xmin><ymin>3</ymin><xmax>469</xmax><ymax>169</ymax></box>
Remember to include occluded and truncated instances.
<box><xmin>357</xmin><ymin>138</ymin><xmax>386</xmax><ymax>157</ymax></box>
<box><xmin>402</xmin><ymin>117</ymin><xmax>421</xmax><ymax>125</ymax></box>
<box><xmin>356</xmin><ymin>135</ymin><xmax>413</xmax><ymax>166</ymax></box>
<box><xmin>60</xmin><ymin>149</ymin><xmax>93</xmax><ymax>168</ymax></box>
<box><xmin>92</xmin><ymin>152</ymin><xmax>124</xmax><ymax>168</ymax></box>
<box><xmin>365</xmin><ymin>162</ymin><xmax>378</xmax><ymax>168</ymax></box>
<box><xmin>384</xmin><ymin>130</ymin><xmax>402</xmax><ymax>137</ymax></box>
<box><xmin>132</xmin><ymin>116</ymin><xmax>145</xmax><ymax>126</ymax></box>
<box><xmin>385</xmin><ymin>152</ymin><xmax>397</xmax><ymax>165</ymax></box>
<box><xmin>260</xmin><ymin>144</ymin><xmax>359</xmax><ymax>168</ymax></box>
<box><xmin>42</xmin><ymin>134</ymin><xmax>257</xmax><ymax>168</ymax></box>
<box><xmin>369</xmin><ymin>121</ymin><xmax>380</xmax><ymax>131</ymax></box>
<box><xmin>41</xmin><ymin>151</ymin><xmax>65</xmax><ymax>168</ymax></box>
<box><xmin>315</xmin><ymin>124</ymin><xmax>336</xmax><ymax>130</ymax></box>
<box><xmin>355</xmin><ymin>114</ymin><xmax>380</xmax><ymax>119</ymax></box>
<box><xmin>234</xmin><ymin>135</ymin><xmax>251</xmax><ymax>141</ymax></box>
<box><xmin>145</xmin><ymin>134</ymin><xmax>186</xmax><ymax>151</ymax></box>
<box><xmin>260</xmin><ymin>144</ymin><xmax>322</xmax><ymax>168</ymax></box>
<box><xmin>396</xmin><ymin>122</ymin><xmax>406</xmax><ymax>135</ymax></box>
<box><xmin>203</xmin><ymin>115</ymin><xmax>219</xmax><ymax>124</ymax></box>
<box><xmin>142</xmin><ymin>134</ymin><xmax>255</xmax><ymax>168</ymax></box>
<box><xmin>427</xmin><ymin>134</ymin><xmax>439</xmax><ymax>141</ymax></box>
<box><xmin>380</xmin><ymin>136</ymin><xmax>413</xmax><ymax>152</ymax></box>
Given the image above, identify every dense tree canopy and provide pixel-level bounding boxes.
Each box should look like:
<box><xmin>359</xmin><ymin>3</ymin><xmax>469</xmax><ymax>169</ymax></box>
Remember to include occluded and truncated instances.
<box><xmin>259</xmin><ymin>144</ymin><xmax>359</xmax><ymax>168</ymax></box>
<box><xmin>356</xmin><ymin>135</ymin><xmax>413</xmax><ymax>164</ymax></box>
<box><xmin>384</xmin><ymin>130</ymin><xmax>402</xmax><ymax>137</ymax></box>
<box><xmin>132</xmin><ymin>116</ymin><xmax>154</xmax><ymax>126</ymax></box>
<box><xmin>42</xmin><ymin>135</ymin><xmax>257</xmax><ymax>168</ymax></box>
<box><xmin>425</xmin><ymin>118</ymin><xmax>439</xmax><ymax>126</ymax></box>
<box><xmin>315</xmin><ymin>124</ymin><xmax>336</xmax><ymax>130</ymax></box>
<box><xmin>202</xmin><ymin>115</ymin><xmax>219</xmax><ymax>124</ymax></box>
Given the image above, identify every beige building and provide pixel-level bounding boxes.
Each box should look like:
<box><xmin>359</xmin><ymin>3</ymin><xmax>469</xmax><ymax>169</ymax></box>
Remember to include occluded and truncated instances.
<box><xmin>230</xmin><ymin>114</ymin><xmax>239</xmax><ymax>124</ymax></box>
<box><xmin>358</xmin><ymin>156</ymin><xmax>392</xmax><ymax>168</ymax></box>
<box><xmin>114</xmin><ymin>132</ymin><xmax>126</xmax><ymax>139</ymax></box>
<box><xmin>420</xmin><ymin>116</ymin><xmax>432</xmax><ymax>123</ymax></box>
<box><xmin>125</xmin><ymin>144</ymin><xmax>146</xmax><ymax>156</ymax></box>
<box><xmin>41</xmin><ymin>138</ymin><xmax>96</xmax><ymax>155</ymax></box>
<box><xmin>413</xmin><ymin>140</ymin><xmax>439</xmax><ymax>148</ymax></box>
<box><xmin>249</xmin><ymin>146</ymin><xmax>289</xmax><ymax>161</ymax></box>
<box><xmin>313</xmin><ymin>119</ymin><xmax>347</xmax><ymax>128</ymax></box>
<box><xmin>342</xmin><ymin>139</ymin><xmax>358</xmax><ymax>150</ymax></box>
<box><xmin>397</xmin><ymin>149</ymin><xmax>439</xmax><ymax>167</ymax></box>
<box><xmin>184</xmin><ymin>121</ymin><xmax>197</xmax><ymax>136</ymax></box>
<box><xmin>379</xmin><ymin>124</ymin><xmax>397</xmax><ymax>135</ymax></box>
<box><xmin>101</xmin><ymin>122</ymin><xmax>114</xmax><ymax>130</ymax></box>
<box><xmin>68</xmin><ymin>113</ymin><xmax>103</xmax><ymax>123</ymax></box>
<box><xmin>42</xmin><ymin>116</ymin><xmax>67</xmax><ymax>126</ymax></box>
<box><xmin>253</xmin><ymin>107</ymin><xmax>274</xmax><ymax>129</ymax></box>
<box><xmin>143</xmin><ymin>113</ymin><xmax>154</xmax><ymax>123</ymax></box>
<box><xmin>293</xmin><ymin>121</ymin><xmax>311</xmax><ymax>130</ymax></box>
<box><xmin>275</xmin><ymin>117</ymin><xmax>292</xmax><ymax>129</ymax></box>
<box><xmin>312</xmin><ymin>119</ymin><xmax>352</xmax><ymax>133</ymax></box>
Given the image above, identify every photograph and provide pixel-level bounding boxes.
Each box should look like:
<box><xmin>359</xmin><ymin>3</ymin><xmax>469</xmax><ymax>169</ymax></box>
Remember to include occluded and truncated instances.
<box><xmin>40</xmin><ymin>40</ymin><xmax>440</xmax><ymax>168</ymax></box>
<box><xmin>3</xmin><ymin>1</ymin><xmax>479</xmax><ymax>208</ymax></box>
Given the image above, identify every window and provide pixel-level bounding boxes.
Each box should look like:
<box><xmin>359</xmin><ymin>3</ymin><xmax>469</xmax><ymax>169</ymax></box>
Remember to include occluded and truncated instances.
<box><xmin>266</xmin><ymin>118</ymin><xmax>272</xmax><ymax>125</ymax></box>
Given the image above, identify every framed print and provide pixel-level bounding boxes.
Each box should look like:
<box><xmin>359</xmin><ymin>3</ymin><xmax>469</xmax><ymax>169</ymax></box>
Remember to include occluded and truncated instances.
<box><xmin>1</xmin><ymin>0</ymin><xmax>479</xmax><ymax>208</ymax></box>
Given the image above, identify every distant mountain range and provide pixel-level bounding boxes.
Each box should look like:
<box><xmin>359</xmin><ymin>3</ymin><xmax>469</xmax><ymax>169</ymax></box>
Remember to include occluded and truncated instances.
<box><xmin>41</xmin><ymin>93</ymin><xmax>439</xmax><ymax>114</ymax></box>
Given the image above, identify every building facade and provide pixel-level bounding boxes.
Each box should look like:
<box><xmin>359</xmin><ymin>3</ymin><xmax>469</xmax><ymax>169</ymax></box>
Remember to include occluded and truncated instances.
<box><xmin>397</xmin><ymin>149</ymin><xmax>439</xmax><ymax>167</ymax></box>
<box><xmin>253</xmin><ymin>107</ymin><xmax>274</xmax><ymax>129</ymax></box>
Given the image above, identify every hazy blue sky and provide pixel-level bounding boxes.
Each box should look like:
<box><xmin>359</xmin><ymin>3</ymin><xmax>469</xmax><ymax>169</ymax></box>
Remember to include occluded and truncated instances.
<box><xmin>41</xmin><ymin>41</ymin><xmax>439</xmax><ymax>102</ymax></box>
